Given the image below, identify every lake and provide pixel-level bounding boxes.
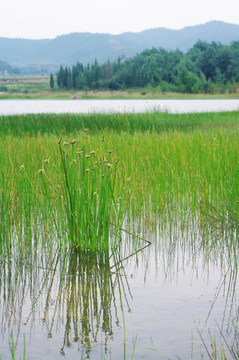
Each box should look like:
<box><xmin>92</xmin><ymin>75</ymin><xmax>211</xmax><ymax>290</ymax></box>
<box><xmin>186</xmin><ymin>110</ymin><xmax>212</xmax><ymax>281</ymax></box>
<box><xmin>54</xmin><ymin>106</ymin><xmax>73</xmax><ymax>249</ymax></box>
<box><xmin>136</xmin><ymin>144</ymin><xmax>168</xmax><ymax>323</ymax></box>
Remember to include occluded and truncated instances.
<box><xmin>1</xmin><ymin>98</ymin><xmax>239</xmax><ymax>115</ymax></box>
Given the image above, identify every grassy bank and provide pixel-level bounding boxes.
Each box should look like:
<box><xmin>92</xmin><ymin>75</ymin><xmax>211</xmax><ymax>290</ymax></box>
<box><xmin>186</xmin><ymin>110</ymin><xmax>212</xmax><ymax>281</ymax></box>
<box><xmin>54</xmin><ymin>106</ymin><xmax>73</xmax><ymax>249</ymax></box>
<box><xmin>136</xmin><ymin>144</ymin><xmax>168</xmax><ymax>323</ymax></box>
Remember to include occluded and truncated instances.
<box><xmin>1</xmin><ymin>90</ymin><xmax>239</xmax><ymax>100</ymax></box>
<box><xmin>1</xmin><ymin>75</ymin><xmax>239</xmax><ymax>99</ymax></box>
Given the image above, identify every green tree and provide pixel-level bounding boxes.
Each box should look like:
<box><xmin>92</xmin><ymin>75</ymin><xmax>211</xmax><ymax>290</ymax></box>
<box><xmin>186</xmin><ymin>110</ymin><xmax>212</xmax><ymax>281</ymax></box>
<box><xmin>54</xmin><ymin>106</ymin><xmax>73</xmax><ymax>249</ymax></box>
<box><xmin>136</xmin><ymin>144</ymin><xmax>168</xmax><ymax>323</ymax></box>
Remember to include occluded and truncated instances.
<box><xmin>56</xmin><ymin>41</ymin><xmax>239</xmax><ymax>93</ymax></box>
<box><xmin>50</xmin><ymin>73</ymin><xmax>54</xmax><ymax>90</ymax></box>
<box><xmin>57</xmin><ymin>66</ymin><xmax>64</xmax><ymax>89</ymax></box>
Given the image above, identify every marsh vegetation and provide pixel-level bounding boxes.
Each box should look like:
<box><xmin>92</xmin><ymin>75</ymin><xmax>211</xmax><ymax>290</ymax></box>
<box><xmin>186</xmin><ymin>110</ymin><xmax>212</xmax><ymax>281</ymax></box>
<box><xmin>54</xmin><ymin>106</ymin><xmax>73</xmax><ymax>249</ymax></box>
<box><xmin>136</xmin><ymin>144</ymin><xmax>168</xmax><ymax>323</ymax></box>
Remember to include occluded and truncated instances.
<box><xmin>0</xmin><ymin>111</ymin><xmax>238</xmax><ymax>359</ymax></box>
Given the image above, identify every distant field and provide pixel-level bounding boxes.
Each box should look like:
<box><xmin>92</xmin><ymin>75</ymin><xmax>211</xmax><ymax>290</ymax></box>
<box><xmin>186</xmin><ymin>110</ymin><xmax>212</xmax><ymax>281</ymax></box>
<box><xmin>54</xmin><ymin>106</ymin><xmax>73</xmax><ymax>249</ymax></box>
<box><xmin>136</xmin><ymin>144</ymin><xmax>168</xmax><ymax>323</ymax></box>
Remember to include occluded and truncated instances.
<box><xmin>1</xmin><ymin>75</ymin><xmax>239</xmax><ymax>99</ymax></box>
<box><xmin>0</xmin><ymin>75</ymin><xmax>50</xmax><ymax>94</ymax></box>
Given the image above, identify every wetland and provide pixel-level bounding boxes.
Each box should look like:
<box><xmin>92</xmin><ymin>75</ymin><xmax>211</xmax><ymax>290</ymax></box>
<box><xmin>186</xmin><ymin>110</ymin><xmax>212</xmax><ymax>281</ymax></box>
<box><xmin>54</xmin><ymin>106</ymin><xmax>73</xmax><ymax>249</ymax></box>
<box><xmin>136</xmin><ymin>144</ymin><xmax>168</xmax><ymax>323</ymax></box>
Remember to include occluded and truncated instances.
<box><xmin>0</xmin><ymin>110</ymin><xmax>238</xmax><ymax>359</ymax></box>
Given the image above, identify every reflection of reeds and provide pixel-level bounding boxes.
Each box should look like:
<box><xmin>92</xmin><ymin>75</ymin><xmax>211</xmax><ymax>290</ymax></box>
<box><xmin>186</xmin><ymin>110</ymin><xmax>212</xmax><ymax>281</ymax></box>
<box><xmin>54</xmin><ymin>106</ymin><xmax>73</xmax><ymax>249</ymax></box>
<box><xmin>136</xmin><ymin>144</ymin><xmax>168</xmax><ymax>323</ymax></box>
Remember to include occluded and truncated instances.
<box><xmin>0</xmin><ymin>246</ymin><xmax>134</xmax><ymax>358</ymax></box>
<box><xmin>199</xmin><ymin>203</ymin><xmax>239</xmax><ymax>255</ymax></box>
<box><xmin>0</xmin><ymin>223</ymin><xmax>239</xmax><ymax>359</ymax></box>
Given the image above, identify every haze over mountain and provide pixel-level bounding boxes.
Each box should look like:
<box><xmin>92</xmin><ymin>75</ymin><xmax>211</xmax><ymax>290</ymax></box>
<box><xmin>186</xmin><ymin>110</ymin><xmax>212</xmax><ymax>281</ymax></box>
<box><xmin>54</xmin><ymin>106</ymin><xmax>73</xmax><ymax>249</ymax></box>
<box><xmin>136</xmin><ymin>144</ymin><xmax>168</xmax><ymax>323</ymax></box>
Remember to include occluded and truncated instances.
<box><xmin>1</xmin><ymin>21</ymin><xmax>239</xmax><ymax>74</ymax></box>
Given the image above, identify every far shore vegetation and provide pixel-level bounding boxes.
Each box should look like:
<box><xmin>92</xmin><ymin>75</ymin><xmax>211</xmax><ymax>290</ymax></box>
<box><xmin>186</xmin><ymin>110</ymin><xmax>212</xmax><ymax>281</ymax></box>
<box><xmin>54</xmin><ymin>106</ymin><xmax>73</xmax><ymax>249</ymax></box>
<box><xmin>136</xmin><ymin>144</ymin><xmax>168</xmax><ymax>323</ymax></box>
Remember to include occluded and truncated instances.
<box><xmin>1</xmin><ymin>41</ymin><xmax>239</xmax><ymax>99</ymax></box>
<box><xmin>56</xmin><ymin>41</ymin><xmax>239</xmax><ymax>95</ymax></box>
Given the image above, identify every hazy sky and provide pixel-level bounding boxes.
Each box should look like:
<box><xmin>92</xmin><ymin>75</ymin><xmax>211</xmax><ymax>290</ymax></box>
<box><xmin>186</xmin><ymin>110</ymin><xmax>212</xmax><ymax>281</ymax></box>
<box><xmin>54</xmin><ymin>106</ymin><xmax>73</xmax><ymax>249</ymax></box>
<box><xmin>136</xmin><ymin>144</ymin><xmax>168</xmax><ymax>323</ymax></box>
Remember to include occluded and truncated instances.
<box><xmin>1</xmin><ymin>0</ymin><xmax>239</xmax><ymax>39</ymax></box>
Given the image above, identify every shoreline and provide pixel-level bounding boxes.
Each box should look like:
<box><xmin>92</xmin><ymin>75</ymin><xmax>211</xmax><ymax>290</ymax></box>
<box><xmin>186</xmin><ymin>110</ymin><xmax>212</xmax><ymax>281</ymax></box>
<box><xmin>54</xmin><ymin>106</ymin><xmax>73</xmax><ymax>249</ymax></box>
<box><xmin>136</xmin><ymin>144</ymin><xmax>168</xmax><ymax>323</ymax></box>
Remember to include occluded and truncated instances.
<box><xmin>1</xmin><ymin>90</ymin><xmax>239</xmax><ymax>100</ymax></box>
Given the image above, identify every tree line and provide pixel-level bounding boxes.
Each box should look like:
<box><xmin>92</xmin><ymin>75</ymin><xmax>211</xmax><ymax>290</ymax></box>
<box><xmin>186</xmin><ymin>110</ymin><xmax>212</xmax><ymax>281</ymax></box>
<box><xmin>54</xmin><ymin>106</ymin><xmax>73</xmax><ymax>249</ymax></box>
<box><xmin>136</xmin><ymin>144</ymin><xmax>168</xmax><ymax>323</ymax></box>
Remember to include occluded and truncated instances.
<box><xmin>54</xmin><ymin>41</ymin><xmax>239</xmax><ymax>93</ymax></box>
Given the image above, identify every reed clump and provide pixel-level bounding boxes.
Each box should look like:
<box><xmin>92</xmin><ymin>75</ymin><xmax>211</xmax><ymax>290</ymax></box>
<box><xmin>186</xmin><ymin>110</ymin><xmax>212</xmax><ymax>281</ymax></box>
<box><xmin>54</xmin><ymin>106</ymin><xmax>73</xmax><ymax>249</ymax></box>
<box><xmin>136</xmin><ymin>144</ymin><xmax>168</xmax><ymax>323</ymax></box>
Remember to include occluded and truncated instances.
<box><xmin>37</xmin><ymin>133</ymin><xmax>126</xmax><ymax>252</ymax></box>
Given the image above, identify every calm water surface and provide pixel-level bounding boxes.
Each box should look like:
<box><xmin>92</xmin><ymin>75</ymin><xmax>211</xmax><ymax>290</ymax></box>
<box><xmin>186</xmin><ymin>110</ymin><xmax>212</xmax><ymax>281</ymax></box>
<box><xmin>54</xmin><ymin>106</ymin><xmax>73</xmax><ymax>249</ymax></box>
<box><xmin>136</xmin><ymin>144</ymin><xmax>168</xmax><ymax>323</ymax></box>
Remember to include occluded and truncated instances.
<box><xmin>1</xmin><ymin>99</ymin><xmax>239</xmax><ymax>114</ymax></box>
<box><xmin>0</xmin><ymin>224</ymin><xmax>238</xmax><ymax>359</ymax></box>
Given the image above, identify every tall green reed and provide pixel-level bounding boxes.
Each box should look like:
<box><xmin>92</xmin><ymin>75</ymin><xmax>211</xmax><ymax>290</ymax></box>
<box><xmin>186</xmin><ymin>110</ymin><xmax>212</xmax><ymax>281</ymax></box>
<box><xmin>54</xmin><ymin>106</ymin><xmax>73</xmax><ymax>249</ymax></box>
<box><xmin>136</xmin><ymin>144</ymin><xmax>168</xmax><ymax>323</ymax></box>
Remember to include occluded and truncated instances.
<box><xmin>1</xmin><ymin>111</ymin><xmax>238</xmax><ymax>137</ymax></box>
<box><xmin>37</xmin><ymin>134</ymin><xmax>125</xmax><ymax>252</ymax></box>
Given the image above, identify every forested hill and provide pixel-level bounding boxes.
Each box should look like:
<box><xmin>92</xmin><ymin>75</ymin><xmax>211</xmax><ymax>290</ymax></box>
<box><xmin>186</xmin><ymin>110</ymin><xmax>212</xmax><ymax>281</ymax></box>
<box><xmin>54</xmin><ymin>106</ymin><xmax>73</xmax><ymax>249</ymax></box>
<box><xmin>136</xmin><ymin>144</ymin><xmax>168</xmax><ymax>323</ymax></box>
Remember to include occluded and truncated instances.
<box><xmin>56</xmin><ymin>41</ymin><xmax>239</xmax><ymax>94</ymax></box>
<box><xmin>1</xmin><ymin>21</ymin><xmax>239</xmax><ymax>70</ymax></box>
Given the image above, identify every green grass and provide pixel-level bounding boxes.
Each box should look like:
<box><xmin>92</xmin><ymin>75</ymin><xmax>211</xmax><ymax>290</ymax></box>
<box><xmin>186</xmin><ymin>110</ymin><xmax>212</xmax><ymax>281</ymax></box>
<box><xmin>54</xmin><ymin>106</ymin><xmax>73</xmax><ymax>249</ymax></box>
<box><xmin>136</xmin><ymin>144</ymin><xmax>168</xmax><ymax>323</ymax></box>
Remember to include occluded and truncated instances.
<box><xmin>0</xmin><ymin>111</ymin><xmax>238</xmax><ymax>259</ymax></box>
<box><xmin>1</xmin><ymin>111</ymin><xmax>239</xmax><ymax>136</ymax></box>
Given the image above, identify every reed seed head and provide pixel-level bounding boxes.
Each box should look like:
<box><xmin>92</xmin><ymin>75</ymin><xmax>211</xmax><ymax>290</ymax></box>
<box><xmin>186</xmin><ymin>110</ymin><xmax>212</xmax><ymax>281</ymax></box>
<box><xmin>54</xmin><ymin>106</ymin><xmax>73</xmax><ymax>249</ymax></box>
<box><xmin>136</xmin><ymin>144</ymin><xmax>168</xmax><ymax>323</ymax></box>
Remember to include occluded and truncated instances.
<box><xmin>77</xmin><ymin>148</ymin><xmax>84</xmax><ymax>156</ymax></box>
<box><xmin>71</xmin><ymin>139</ymin><xmax>77</xmax><ymax>146</ymax></box>
<box><xmin>63</xmin><ymin>142</ymin><xmax>69</xmax><ymax>146</ymax></box>
<box><xmin>43</xmin><ymin>159</ymin><xmax>49</xmax><ymax>163</ymax></box>
<box><xmin>20</xmin><ymin>164</ymin><xmax>25</xmax><ymax>169</ymax></box>
<box><xmin>85</xmin><ymin>154</ymin><xmax>91</xmax><ymax>159</ymax></box>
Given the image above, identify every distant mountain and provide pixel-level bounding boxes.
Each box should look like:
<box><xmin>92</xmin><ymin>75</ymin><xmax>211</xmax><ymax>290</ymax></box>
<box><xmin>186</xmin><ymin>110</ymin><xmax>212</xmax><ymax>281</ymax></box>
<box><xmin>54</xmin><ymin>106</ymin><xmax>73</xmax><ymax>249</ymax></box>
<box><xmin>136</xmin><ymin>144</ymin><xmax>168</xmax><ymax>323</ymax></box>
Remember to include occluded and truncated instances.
<box><xmin>0</xmin><ymin>59</ymin><xmax>13</xmax><ymax>74</ymax></box>
<box><xmin>1</xmin><ymin>21</ymin><xmax>239</xmax><ymax>73</ymax></box>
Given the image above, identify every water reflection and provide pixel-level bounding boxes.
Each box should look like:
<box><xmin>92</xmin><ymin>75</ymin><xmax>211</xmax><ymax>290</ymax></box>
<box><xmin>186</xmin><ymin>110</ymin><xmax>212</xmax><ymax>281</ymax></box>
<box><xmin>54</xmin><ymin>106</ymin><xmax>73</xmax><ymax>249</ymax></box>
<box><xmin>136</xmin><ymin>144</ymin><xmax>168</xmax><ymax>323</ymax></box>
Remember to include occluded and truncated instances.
<box><xmin>1</xmin><ymin>249</ymin><xmax>134</xmax><ymax>358</ymax></box>
<box><xmin>0</xmin><ymin>222</ymin><xmax>238</xmax><ymax>359</ymax></box>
